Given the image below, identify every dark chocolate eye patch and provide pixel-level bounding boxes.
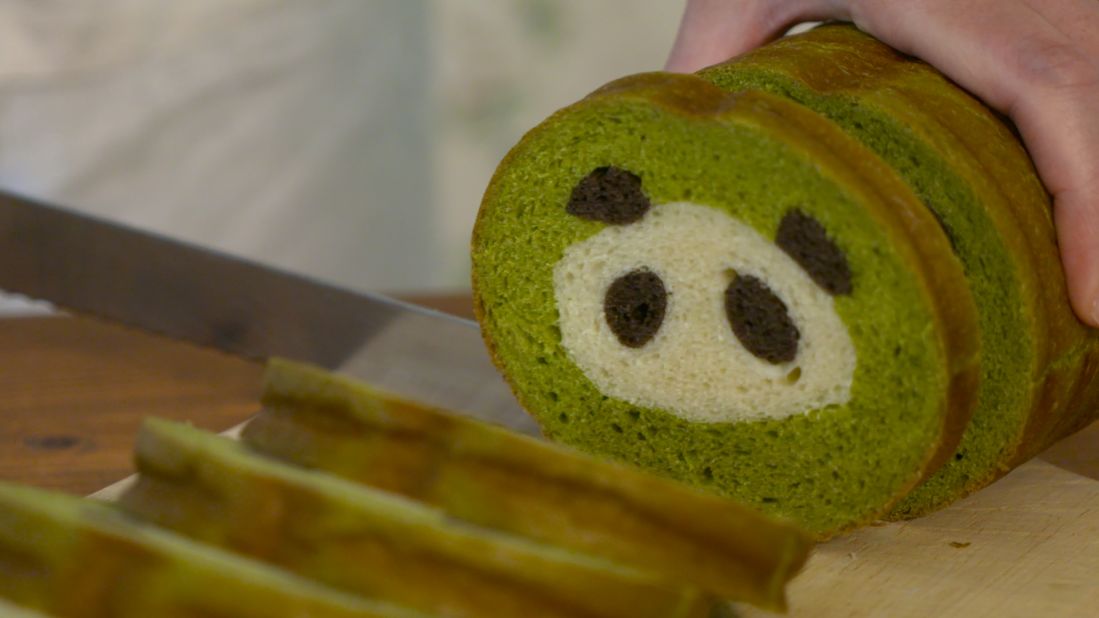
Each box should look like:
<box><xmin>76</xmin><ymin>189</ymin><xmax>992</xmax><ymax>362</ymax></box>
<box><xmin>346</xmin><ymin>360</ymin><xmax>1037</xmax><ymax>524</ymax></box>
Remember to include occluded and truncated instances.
<box><xmin>775</xmin><ymin>209</ymin><xmax>852</xmax><ymax>296</ymax></box>
<box><xmin>725</xmin><ymin>274</ymin><xmax>800</xmax><ymax>364</ymax></box>
<box><xmin>604</xmin><ymin>269</ymin><xmax>667</xmax><ymax>348</ymax></box>
<box><xmin>584</xmin><ymin>198</ymin><xmax>836</xmax><ymax>364</ymax></box>
<box><xmin>567</xmin><ymin>166</ymin><xmax>650</xmax><ymax>225</ymax></box>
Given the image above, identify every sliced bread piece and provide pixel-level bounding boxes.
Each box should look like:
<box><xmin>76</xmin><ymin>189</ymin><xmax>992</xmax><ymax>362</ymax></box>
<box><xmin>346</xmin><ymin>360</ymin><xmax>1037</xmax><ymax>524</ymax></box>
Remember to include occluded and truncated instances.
<box><xmin>121</xmin><ymin>417</ymin><xmax>712</xmax><ymax>618</ymax></box>
<box><xmin>242</xmin><ymin>358</ymin><xmax>812</xmax><ymax>609</ymax></box>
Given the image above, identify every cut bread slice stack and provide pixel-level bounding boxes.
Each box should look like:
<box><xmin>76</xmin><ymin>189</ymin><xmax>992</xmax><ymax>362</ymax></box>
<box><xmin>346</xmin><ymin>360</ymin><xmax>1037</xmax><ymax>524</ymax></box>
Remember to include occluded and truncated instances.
<box><xmin>0</xmin><ymin>483</ymin><xmax>423</xmax><ymax>618</ymax></box>
<box><xmin>123</xmin><ymin>418</ymin><xmax>710</xmax><ymax>618</ymax></box>
<box><xmin>0</xmin><ymin>359</ymin><xmax>811</xmax><ymax>616</ymax></box>
<box><xmin>241</xmin><ymin>358</ymin><xmax>811</xmax><ymax>609</ymax></box>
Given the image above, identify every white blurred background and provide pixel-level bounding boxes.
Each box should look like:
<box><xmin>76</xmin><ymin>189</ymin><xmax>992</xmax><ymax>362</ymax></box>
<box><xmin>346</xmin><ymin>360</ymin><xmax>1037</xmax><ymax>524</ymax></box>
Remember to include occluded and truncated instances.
<box><xmin>0</xmin><ymin>0</ymin><xmax>684</xmax><ymax>313</ymax></box>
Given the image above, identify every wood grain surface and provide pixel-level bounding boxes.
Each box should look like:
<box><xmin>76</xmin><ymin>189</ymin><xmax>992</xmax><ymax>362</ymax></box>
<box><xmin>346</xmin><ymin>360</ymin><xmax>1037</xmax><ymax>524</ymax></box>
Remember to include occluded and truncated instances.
<box><xmin>0</xmin><ymin>293</ymin><xmax>475</xmax><ymax>496</ymax></box>
<box><xmin>0</xmin><ymin>297</ymin><xmax>1096</xmax><ymax>617</ymax></box>
<box><xmin>744</xmin><ymin>421</ymin><xmax>1099</xmax><ymax>617</ymax></box>
<box><xmin>0</xmin><ymin>315</ymin><xmax>262</xmax><ymax>495</ymax></box>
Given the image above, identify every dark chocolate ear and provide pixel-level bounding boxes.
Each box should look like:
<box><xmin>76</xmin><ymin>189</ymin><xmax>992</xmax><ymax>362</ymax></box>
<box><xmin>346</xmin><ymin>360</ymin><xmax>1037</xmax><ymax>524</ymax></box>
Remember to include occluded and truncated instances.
<box><xmin>775</xmin><ymin>209</ymin><xmax>852</xmax><ymax>296</ymax></box>
<box><xmin>566</xmin><ymin>166</ymin><xmax>650</xmax><ymax>225</ymax></box>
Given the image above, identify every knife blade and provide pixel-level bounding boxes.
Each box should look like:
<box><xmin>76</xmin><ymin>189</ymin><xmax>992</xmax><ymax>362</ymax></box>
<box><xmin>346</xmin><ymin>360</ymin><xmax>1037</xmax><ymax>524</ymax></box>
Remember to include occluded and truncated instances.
<box><xmin>0</xmin><ymin>188</ymin><xmax>536</xmax><ymax>435</ymax></box>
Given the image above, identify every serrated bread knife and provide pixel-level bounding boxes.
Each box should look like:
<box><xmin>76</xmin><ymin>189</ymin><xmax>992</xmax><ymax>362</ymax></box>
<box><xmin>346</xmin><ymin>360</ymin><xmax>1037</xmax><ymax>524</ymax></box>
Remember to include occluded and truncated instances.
<box><xmin>0</xmin><ymin>188</ymin><xmax>536</xmax><ymax>435</ymax></box>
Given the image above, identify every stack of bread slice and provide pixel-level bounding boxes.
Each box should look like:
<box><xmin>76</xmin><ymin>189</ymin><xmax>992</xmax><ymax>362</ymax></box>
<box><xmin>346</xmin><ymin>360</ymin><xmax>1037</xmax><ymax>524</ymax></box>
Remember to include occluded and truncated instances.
<box><xmin>0</xmin><ymin>359</ymin><xmax>811</xmax><ymax>617</ymax></box>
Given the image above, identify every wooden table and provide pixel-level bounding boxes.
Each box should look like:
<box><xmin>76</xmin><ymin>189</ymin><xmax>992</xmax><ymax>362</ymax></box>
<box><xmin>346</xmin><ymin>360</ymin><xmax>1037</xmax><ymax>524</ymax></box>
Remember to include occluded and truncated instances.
<box><xmin>1</xmin><ymin>300</ymin><xmax>1097</xmax><ymax>616</ymax></box>
<box><xmin>0</xmin><ymin>294</ymin><xmax>474</xmax><ymax>496</ymax></box>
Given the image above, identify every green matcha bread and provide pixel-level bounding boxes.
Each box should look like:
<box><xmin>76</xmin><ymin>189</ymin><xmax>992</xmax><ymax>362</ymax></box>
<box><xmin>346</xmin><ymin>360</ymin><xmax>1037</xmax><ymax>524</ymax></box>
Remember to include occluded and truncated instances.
<box><xmin>0</xmin><ymin>358</ymin><xmax>814</xmax><ymax>616</ymax></box>
<box><xmin>0</xmin><ymin>482</ymin><xmax>423</xmax><ymax>618</ymax></box>
<box><xmin>121</xmin><ymin>417</ymin><xmax>711</xmax><ymax>618</ymax></box>
<box><xmin>471</xmin><ymin>71</ymin><xmax>981</xmax><ymax>538</ymax></box>
<box><xmin>241</xmin><ymin>358</ymin><xmax>811</xmax><ymax>611</ymax></box>
<box><xmin>697</xmin><ymin>24</ymin><xmax>1099</xmax><ymax>518</ymax></box>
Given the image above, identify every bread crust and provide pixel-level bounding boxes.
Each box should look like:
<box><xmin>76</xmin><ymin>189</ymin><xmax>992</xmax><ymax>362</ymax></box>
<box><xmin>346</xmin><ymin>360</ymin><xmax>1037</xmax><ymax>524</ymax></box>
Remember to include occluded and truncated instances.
<box><xmin>699</xmin><ymin>24</ymin><xmax>1099</xmax><ymax>514</ymax></box>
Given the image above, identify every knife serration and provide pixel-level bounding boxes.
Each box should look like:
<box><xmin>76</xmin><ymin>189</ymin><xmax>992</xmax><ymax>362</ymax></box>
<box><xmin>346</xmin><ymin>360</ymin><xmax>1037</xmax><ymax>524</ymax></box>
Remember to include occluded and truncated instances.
<box><xmin>0</xmin><ymin>188</ymin><xmax>535</xmax><ymax>434</ymax></box>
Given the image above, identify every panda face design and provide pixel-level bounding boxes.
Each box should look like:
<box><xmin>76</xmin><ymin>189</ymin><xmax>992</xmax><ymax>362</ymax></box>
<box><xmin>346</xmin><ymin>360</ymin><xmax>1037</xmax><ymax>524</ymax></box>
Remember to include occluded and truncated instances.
<box><xmin>553</xmin><ymin>167</ymin><xmax>857</xmax><ymax>423</ymax></box>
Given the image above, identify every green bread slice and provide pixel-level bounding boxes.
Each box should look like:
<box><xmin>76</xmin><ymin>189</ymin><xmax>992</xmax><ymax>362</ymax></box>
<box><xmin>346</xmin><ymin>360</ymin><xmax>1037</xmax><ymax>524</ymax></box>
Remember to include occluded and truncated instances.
<box><xmin>241</xmin><ymin>358</ymin><xmax>812</xmax><ymax>610</ymax></box>
<box><xmin>120</xmin><ymin>417</ymin><xmax>711</xmax><ymax>618</ymax></box>
<box><xmin>470</xmin><ymin>72</ymin><xmax>979</xmax><ymax>537</ymax></box>
<box><xmin>0</xmin><ymin>482</ymin><xmax>423</xmax><ymax>618</ymax></box>
<box><xmin>698</xmin><ymin>24</ymin><xmax>1099</xmax><ymax>517</ymax></box>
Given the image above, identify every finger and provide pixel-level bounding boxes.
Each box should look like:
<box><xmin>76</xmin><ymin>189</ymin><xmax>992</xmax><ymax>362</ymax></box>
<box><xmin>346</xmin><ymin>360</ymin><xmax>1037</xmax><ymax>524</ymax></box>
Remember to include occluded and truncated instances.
<box><xmin>665</xmin><ymin>0</ymin><xmax>850</xmax><ymax>72</ymax></box>
<box><xmin>1017</xmin><ymin>0</ymin><xmax>1099</xmax><ymax>325</ymax></box>
<box><xmin>1020</xmin><ymin>0</ymin><xmax>1099</xmax><ymax>63</ymax></box>
<box><xmin>849</xmin><ymin>0</ymin><xmax>1099</xmax><ymax>326</ymax></box>
<box><xmin>1044</xmin><ymin>94</ymin><xmax>1099</xmax><ymax>328</ymax></box>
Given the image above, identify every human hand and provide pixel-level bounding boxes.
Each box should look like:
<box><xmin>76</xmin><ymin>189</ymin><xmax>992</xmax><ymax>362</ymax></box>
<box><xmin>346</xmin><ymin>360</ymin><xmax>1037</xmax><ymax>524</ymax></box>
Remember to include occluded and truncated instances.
<box><xmin>666</xmin><ymin>0</ymin><xmax>1099</xmax><ymax>327</ymax></box>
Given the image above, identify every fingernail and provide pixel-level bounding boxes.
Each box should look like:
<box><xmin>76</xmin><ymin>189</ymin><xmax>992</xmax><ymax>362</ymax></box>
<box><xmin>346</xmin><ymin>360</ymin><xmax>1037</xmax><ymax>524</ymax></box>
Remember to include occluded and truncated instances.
<box><xmin>1091</xmin><ymin>296</ymin><xmax>1099</xmax><ymax>328</ymax></box>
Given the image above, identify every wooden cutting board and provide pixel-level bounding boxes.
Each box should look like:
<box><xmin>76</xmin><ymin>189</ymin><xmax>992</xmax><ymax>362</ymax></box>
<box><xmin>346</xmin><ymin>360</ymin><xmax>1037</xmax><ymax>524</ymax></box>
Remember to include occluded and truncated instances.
<box><xmin>744</xmin><ymin>420</ymin><xmax>1099</xmax><ymax>617</ymax></box>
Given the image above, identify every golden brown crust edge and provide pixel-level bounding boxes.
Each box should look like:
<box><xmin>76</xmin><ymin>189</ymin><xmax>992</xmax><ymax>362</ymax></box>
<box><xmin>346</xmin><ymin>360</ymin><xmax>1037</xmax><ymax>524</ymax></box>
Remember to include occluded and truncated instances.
<box><xmin>713</xmin><ymin>24</ymin><xmax>1099</xmax><ymax>491</ymax></box>
<box><xmin>716</xmin><ymin>88</ymin><xmax>980</xmax><ymax>521</ymax></box>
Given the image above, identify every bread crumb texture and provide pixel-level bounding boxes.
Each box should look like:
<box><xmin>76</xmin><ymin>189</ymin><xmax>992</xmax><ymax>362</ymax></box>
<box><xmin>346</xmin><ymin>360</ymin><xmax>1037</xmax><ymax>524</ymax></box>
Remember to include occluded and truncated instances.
<box><xmin>554</xmin><ymin>201</ymin><xmax>855</xmax><ymax>423</ymax></box>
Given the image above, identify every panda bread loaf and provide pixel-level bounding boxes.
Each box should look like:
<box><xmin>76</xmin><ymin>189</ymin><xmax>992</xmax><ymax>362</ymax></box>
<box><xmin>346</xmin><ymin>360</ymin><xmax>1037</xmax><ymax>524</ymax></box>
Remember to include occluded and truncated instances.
<box><xmin>473</xmin><ymin>71</ymin><xmax>982</xmax><ymax>537</ymax></box>
<box><xmin>470</xmin><ymin>24</ymin><xmax>1099</xmax><ymax>538</ymax></box>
